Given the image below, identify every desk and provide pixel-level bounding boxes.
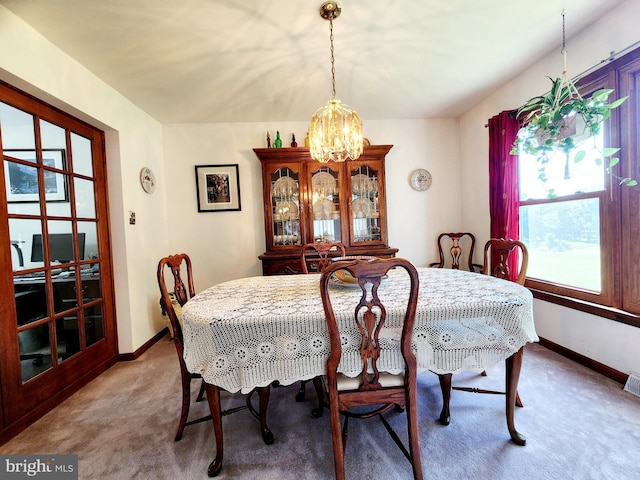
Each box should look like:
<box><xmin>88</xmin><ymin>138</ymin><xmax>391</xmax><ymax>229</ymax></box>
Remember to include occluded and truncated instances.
<box><xmin>182</xmin><ymin>268</ymin><xmax>538</xmax><ymax>475</ymax></box>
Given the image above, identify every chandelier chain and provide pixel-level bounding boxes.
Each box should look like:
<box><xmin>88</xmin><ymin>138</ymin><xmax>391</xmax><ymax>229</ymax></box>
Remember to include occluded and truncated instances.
<box><xmin>329</xmin><ymin>17</ymin><xmax>336</xmax><ymax>99</ymax></box>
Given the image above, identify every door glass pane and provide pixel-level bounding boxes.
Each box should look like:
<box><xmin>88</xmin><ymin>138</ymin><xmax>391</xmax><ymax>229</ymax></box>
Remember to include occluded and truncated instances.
<box><xmin>311</xmin><ymin>167</ymin><xmax>341</xmax><ymax>242</ymax></box>
<box><xmin>19</xmin><ymin>324</ymin><xmax>52</xmax><ymax>382</ymax></box>
<box><xmin>81</xmin><ymin>263</ymin><xmax>101</xmax><ymax>305</ymax></box>
<box><xmin>520</xmin><ymin>198</ymin><xmax>601</xmax><ymax>291</ymax></box>
<box><xmin>71</xmin><ymin>133</ymin><xmax>93</xmax><ymax>177</ymax></box>
<box><xmin>85</xmin><ymin>304</ymin><xmax>104</xmax><ymax>347</ymax></box>
<box><xmin>53</xmin><ymin>274</ymin><xmax>79</xmax><ymax>314</ymax></box>
<box><xmin>14</xmin><ymin>278</ymin><xmax>47</xmax><ymax>326</ymax></box>
<box><xmin>40</xmin><ymin>119</ymin><xmax>66</xmax><ymax>150</ymax></box>
<box><xmin>57</xmin><ymin>315</ymin><xmax>80</xmax><ymax>361</ymax></box>
<box><xmin>4</xmin><ymin>160</ymin><xmax>42</xmax><ymax>213</ymax></box>
<box><xmin>74</xmin><ymin>178</ymin><xmax>96</xmax><ymax>218</ymax></box>
<box><xmin>44</xmin><ymin>171</ymin><xmax>71</xmax><ymax>218</ymax></box>
<box><xmin>351</xmin><ymin>165</ymin><xmax>381</xmax><ymax>242</ymax></box>
<box><xmin>79</xmin><ymin>221</ymin><xmax>98</xmax><ymax>260</ymax></box>
<box><xmin>9</xmin><ymin>218</ymin><xmax>42</xmax><ymax>271</ymax></box>
<box><xmin>46</xmin><ymin>220</ymin><xmax>76</xmax><ymax>265</ymax></box>
<box><xmin>0</xmin><ymin>102</ymin><xmax>36</xmax><ymax>150</ymax></box>
<box><xmin>270</xmin><ymin>168</ymin><xmax>301</xmax><ymax>246</ymax></box>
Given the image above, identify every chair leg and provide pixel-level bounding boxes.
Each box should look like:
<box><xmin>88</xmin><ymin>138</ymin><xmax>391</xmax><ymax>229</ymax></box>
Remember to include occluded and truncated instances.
<box><xmin>438</xmin><ymin>373</ymin><xmax>452</xmax><ymax>426</ymax></box>
<box><xmin>295</xmin><ymin>380</ymin><xmax>306</xmax><ymax>402</ymax></box>
<box><xmin>406</xmin><ymin>390</ymin><xmax>424</xmax><ymax>480</ymax></box>
<box><xmin>175</xmin><ymin>374</ymin><xmax>192</xmax><ymax>441</ymax></box>
<box><xmin>196</xmin><ymin>378</ymin><xmax>206</xmax><ymax>402</ymax></box>
<box><xmin>329</xmin><ymin>399</ymin><xmax>346</xmax><ymax>480</ymax></box>
<box><xmin>311</xmin><ymin>376</ymin><xmax>325</xmax><ymax>418</ymax></box>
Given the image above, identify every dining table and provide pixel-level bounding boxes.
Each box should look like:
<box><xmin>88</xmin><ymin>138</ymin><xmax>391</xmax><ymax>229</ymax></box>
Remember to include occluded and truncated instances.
<box><xmin>181</xmin><ymin>267</ymin><xmax>538</xmax><ymax>476</ymax></box>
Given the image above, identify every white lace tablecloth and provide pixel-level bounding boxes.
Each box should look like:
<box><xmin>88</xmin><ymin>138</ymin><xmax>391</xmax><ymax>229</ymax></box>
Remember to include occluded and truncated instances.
<box><xmin>182</xmin><ymin>268</ymin><xmax>538</xmax><ymax>394</ymax></box>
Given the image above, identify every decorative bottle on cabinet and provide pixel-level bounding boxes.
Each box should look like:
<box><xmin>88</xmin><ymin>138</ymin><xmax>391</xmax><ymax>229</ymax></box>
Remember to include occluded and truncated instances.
<box><xmin>274</xmin><ymin>131</ymin><xmax>282</xmax><ymax>148</ymax></box>
<box><xmin>266</xmin><ymin>131</ymin><xmax>271</xmax><ymax>148</ymax></box>
<box><xmin>291</xmin><ymin>133</ymin><xmax>297</xmax><ymax>147</ymax></box>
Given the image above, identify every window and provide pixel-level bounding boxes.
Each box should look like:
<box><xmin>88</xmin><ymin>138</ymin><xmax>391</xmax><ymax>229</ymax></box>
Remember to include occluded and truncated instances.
<box><xmin>516</xmin><ymin>48</ymin><xmax>640</xmax><ymax>326</ymax></box>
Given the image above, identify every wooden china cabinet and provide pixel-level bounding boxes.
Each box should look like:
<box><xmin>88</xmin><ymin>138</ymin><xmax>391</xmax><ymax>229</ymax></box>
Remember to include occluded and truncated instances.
<box><xmin>254</xmin><ymin>145</ymin><xmax>398</xmax><ymax>275</ymax></box>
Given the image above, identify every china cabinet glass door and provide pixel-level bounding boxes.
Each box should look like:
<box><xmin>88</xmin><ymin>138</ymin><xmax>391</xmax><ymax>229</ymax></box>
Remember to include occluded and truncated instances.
<box><xmin>310</xmin><ymin>165</ymin><xmax>342</xmax><ymax>243</ymax></box>
<box><xmin>269</xmin><ymin>166</ymin><xmax>301</xmax><ymax>247</ymax></box>
<box><xmin>350</xmin><ymin>164</ymin><xmax>382</xmax><ymax>243</ymax></box>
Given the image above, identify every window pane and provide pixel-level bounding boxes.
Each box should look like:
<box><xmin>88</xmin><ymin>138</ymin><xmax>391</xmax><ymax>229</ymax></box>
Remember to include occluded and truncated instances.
<box><xmin>519</xmin><ymin>128</ymin><xmax>605</xmax><ymax>200</ymax></box>
<box><xmin>520</xmin><ymin>199</ymin><xmax>601</xmax><ymax>291</ymax></box>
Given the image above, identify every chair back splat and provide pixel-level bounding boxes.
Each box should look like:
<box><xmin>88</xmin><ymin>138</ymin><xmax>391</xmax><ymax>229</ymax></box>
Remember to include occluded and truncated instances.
<box><xmin>483</xmin><ymin>238</ymin><xmax>529</xmax><ymax>285</ymax></box>
<box><xmin>300</xmin><ymin>241</ymin><xmax>346</xmax><ymax>274</ymax></box>
<box><xmin>319</xmin><ymin>257</ymin><xmax>424</xmax><ymax>480</ymax></box>
<box><xmin>429</xmin><ymin>232</ymin><xmax>481</xmax><ymax>272</ymax></box>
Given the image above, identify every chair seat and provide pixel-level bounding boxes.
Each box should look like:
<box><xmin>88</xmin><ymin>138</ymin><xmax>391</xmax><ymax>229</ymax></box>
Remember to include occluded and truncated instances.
<box><xmin>329</xmin><ymin>372</ymin><xmax>405</xmax><ymax>391</ymax></box>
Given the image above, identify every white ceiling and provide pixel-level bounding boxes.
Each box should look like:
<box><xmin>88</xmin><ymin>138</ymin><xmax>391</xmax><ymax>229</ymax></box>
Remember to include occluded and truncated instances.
<box><xmin>0</xmin><ymin>0</ymin><xmax>626</xmax><ymax>124</ymax></box>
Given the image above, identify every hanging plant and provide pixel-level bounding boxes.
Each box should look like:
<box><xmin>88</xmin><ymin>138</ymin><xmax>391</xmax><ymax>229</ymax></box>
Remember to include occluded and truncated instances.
<box><xmin>511</xmin><ymin>76</ymin><xmax>632</xmax><ymax>187</ymax></box>
<box><xmin>511</xmin><ymin>11</ymin><xmax>636</xmax><ymax>190</ymax></box>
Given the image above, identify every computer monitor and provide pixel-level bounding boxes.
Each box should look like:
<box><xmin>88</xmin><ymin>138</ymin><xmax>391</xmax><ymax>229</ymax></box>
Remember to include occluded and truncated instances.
<box><xmin>30</xmin><ymin>233</ymin><xmax>86</xmax><ymax>264</ymax></box>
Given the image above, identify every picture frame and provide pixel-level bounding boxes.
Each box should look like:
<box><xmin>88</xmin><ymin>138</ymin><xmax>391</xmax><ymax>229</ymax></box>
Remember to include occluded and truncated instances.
<box><xmin>3</xmin><ymin>149</ymin><xmax>68</xmax><ymax>203</ymax></box>
<box><xmin>195</xmin><ymin>164</ymin><xmax>241</xmax><ymax>212</ymax></box>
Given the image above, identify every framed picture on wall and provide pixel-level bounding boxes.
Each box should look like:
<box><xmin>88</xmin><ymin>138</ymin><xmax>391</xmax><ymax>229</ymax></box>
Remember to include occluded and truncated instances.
<box><xmin>3</xmin><ymin>149</ymin><xmax>68</xmax><ymax>203</ymax></box>
<box><xmin>195</xmin><ymin>164</ymin><xmax>241</xmax><ymax>212</ymax></box>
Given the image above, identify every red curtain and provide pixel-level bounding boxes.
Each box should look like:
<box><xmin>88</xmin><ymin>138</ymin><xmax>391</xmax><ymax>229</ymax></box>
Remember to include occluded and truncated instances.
<box><xmin>488</xmin><ymin>110</ymin><xmax>520</xmax><ymax>280</ymax></box>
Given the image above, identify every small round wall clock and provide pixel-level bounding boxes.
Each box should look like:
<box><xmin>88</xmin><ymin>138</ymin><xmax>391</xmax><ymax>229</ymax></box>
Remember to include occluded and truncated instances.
<box><xmin>410</xmin><ymin>168</ymin><xmax>432</xmax><ymax>191</ymax></box>
<box><xmin>140</xmin><ymin>167</ymin><xmax>156</xmax><ymax>193</ymax></box>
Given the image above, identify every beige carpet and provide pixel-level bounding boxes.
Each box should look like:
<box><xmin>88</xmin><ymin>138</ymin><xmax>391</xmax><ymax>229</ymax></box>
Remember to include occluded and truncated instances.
<box><xmin>2</xmin><ymin>337</ymin><xmax>639</xmax><ymax>479</ymax></box>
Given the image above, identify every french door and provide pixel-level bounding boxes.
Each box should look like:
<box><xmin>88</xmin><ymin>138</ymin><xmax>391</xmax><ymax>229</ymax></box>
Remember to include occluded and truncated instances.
<box><xmin>0</xmin><ymin>81</ymin><xmax>117</xmax><ymax>438</ymax></box>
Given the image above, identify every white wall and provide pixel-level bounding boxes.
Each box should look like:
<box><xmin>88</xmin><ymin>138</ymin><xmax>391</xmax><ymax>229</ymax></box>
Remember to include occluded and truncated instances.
<box><xmin>162</xmin><ymin>118</ymin><xmax>461</xmax><ymax>290</ymax></box>
<box><xmin>0</xmin><ymin>6</ymin><xmax>169</xmax><ymax>353</ymax></box>
<box><xmin>458</xmin><ymin>0</ymin><xmax>640</xmax><ymax>376</ymax></box>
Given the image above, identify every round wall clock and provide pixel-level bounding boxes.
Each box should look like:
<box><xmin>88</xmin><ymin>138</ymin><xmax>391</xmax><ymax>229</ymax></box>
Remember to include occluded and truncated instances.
<box><xmin>410</xmin><ymin>169</ymin><xmax>432</xmax><ymax>191</ymax></box>
<box><xmin>140</xmin><ymin>167</ymin><xmax>156</xmax><ymax>193</ymax></box>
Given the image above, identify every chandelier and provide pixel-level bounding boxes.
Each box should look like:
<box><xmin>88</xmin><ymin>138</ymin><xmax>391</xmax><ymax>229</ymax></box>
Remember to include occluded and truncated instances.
<box><xmin>308</xmin><ymin>1</ymin><xmax>363</xmax><ymax>163</ymax></box>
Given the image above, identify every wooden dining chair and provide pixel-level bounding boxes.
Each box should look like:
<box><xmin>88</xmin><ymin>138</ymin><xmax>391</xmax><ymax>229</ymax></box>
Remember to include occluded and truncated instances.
<box><xmin>158</xmin><ymin>253</ymin><xmax>272</xmax><ymax>449</ymax></box>
<box><xmin>317</xmin><ymin>257</ymin><xmax>424</xmax><ymax>480</ymax></box>
<box><xmin>300</xmin><ymin>241</ymin><xmax>346</xmax><ymax>274</ymax></box>
<box><xmin>437</xmin><ymin>238</ymin><xmax>528</xmax><ymax>426</ymax></box>
<box><xmin>482</xmin><ymin>238</ymin><xmax>529</xmax><ymax>285</ymax></box>
<box><xmin>429</xmin><ymin>232</ymin><xmax>482</xmax><ymax>272</ymax></box>
<box><xmin>296</xmin><ymin>242</ymin><xmax>347</xmax><ymax>403</ymax></box>
<box><xmin>157</xmin><ymin>253</ymin><xmax>210</xmax><ymax>441</ymax></box>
